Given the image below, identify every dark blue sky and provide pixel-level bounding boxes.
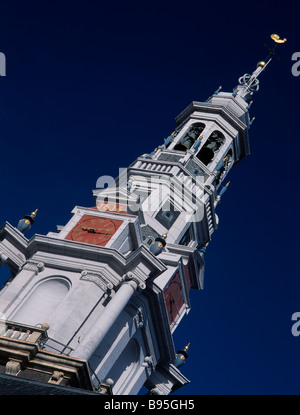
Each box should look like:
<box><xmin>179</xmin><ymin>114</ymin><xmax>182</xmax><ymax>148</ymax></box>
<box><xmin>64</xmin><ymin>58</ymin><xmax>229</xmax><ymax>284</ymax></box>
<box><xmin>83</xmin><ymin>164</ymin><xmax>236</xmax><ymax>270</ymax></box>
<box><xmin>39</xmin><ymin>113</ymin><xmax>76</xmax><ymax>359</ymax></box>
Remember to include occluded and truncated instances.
<box><xmin>0</xmin><ymin>0</ymin><xmax>300</xmax><ymax>395</ymax></box>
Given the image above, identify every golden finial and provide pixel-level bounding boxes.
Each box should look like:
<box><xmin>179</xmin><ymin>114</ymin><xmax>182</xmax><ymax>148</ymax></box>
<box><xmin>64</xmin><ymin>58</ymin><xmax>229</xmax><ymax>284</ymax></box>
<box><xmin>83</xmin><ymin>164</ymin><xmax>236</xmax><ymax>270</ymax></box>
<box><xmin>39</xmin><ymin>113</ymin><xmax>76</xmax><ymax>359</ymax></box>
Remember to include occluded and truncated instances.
<box><xmin>162</xmin><ymin>232</ymin><xmax>168</xmax><ymax>239</ymax></box>
<box><xmin>31</xmin><ymin>209</ymin><xmax>38</xmax><ymax>217</ymax></box>
<box><xmin>184</xmin><ymin>343</ymin><xmax>190</xmax><ymax>351</ymax></box>
<box><xmin>270</xmin><ymin>34</ymin><xmax>287</xmax><ymax>44</ymax></box>
<box><xmin>226</xmin><ymin>181</ymin><xmax>230</xmax><ymax>187</ymax></box>
<box><xmin>257</xmin><ymin>61</ymin><xmax>266</xmax><ymax>68</ymax></box>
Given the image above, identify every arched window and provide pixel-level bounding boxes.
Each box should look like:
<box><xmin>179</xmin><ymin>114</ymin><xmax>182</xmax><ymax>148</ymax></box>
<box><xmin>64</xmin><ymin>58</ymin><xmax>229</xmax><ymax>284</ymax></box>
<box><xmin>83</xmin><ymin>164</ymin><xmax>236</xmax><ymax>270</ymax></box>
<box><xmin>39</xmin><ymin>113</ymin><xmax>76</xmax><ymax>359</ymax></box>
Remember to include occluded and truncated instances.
<box><xmin>196</xmin><ymin>131</ymin><xmax>225</xmax><ymax>165</ymax></box>
<box><xmin>174</xmin><ymin>123</ymin><xmax>205</xmax><ymax>152</ymax></box>
<box><xmin>11</xmin><ymin>277</ymin><xmax>70</xmax><ymax>326</ymax></box>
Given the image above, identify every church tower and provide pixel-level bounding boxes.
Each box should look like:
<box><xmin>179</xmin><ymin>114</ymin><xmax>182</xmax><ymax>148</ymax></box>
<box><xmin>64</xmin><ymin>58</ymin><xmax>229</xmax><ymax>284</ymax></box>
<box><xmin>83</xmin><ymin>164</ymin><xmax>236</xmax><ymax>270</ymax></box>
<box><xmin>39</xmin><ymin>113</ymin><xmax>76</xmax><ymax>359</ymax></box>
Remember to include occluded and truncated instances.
<box><xmin>0</xmin><ymin>35</ymin><xmax>286</xmax><ymax>395</ymax></box>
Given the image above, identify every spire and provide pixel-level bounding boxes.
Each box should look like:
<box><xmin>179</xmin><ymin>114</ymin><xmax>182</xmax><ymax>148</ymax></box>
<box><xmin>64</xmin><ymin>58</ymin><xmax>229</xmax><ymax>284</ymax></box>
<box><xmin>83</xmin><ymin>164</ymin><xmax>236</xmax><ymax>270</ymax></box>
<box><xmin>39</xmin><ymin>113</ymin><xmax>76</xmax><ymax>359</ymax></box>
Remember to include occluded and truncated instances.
<box><xmin>218</xmin><ymin>181</ymin><xmax>230</xmax><ymax>197</ymax></box>
<box><xmin>234</xmin><ymin>34</ymin><xmax>287</xmax><ymax>101</ymax></box>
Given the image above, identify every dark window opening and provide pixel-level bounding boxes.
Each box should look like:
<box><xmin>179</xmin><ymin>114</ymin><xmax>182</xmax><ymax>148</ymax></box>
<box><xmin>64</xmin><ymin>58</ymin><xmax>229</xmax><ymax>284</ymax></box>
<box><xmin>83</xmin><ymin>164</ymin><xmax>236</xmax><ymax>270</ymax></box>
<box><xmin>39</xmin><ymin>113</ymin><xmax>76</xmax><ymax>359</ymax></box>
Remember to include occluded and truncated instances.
<box><xmin>156</xmin><ymin>201</ymin><xmax>181</xmax><ymax>230</ymax></box>
<box><xmin>196</xmin><ymin>131</ymin><xmax>225</xmax><ymax>165</ymax></box>
<box><xmin>141</xmin><ymin>225</ymin><xmax>160</xmax><ymax>245</ymax></box>
<box><xmin>174</xmin><ymin>123</ymin><xmax>205</xmax><ymax>152</ymax></box>
<box><xmin>179</xmin><ymin>226</ymin><xmax>194</xmax><ymax>246</ymax></box>
<box><xmin>144</xmin><ymin>236</ymin><xmax>155</xmax><ymax>246</ymax></box>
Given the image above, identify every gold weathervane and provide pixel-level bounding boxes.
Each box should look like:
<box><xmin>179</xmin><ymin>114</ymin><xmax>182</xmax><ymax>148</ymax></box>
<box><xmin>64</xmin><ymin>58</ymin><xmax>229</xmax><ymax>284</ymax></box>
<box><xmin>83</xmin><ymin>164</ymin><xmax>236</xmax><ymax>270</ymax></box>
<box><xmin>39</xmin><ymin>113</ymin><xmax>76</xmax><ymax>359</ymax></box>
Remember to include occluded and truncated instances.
<box><xmin>270</xmin><ymin>34</ymin><xmax>287</xmax><ymax>44</ymax></box>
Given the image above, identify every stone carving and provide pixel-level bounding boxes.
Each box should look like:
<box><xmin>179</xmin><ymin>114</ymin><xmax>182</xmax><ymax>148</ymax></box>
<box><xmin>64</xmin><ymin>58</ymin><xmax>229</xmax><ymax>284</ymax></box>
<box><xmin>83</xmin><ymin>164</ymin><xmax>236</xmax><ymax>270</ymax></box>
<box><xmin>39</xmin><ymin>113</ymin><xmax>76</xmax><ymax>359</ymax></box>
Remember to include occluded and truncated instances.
<box><xmin>22</xmin><ymin>260</ymin><xmax>45</xmax><ymax>273</ymax></box>
<box><xmin>5</xmin><ymin>360</ymin><xmax>21</xmax><ymax>376</ymax></box>
<box><xmin>80</xmin><ymin>270</ymin><xmax>113</xmax><ymax>291</ymax></box>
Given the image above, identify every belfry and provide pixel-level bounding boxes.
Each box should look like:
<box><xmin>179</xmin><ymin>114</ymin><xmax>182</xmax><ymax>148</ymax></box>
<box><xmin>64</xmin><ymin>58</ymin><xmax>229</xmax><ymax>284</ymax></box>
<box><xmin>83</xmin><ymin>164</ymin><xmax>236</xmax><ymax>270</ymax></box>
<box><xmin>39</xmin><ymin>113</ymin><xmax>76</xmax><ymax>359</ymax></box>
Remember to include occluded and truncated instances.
<box><xmin>0</xmin><ymin>35</ymin><xmax>286</xmax><ymax>395</ymax></box>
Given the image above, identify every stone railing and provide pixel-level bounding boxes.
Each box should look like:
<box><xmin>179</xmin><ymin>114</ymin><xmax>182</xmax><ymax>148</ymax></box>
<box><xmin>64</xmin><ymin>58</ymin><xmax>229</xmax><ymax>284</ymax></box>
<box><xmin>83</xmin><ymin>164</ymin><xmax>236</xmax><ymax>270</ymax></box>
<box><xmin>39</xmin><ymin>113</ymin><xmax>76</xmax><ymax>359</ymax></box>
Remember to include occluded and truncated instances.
<box><xmin>0</xmin><ymin>320</ymin><xmax>48</xmax><ymax>343</ymax></box>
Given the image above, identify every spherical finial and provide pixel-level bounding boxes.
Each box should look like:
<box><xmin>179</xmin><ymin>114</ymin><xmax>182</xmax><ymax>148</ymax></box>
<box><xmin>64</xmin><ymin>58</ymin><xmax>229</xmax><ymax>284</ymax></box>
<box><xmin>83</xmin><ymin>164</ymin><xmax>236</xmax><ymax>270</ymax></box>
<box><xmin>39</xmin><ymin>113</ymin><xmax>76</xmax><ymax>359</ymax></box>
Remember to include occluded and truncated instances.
<box><xmin>257</xmin><ymin>61</ymin><xmax>266</xmax><ymax>68</ymax></box>
<box><xmin>31</xmin><ymin>209</ymin><xmax>38</xmax><ymax>217</ymax></box>
<box><xmin>41</xmin><ymin>322</ymin><xmax>50</xmax><ymax>331</ymax></box>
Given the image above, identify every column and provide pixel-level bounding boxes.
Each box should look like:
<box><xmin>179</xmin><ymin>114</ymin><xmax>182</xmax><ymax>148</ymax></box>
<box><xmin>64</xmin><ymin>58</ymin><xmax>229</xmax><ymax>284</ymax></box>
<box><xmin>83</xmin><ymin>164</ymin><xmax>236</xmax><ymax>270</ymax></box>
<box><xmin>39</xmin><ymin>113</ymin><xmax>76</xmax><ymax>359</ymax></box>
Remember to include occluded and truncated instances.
<box><xmin>74</xmin><ymin>273</ymin><xmax>144</xmax><ymax>361</ymax></box>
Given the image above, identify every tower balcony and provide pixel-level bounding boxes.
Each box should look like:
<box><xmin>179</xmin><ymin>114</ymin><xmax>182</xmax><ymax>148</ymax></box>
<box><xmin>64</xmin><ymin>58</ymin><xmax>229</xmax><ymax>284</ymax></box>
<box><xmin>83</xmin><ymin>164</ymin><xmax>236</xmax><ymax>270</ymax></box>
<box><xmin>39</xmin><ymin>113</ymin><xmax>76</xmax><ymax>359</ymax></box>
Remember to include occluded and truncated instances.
<box><xmin>0</xmin><ymin>319</ymin><xmax>111</xmax><ymax>395</ymax></box>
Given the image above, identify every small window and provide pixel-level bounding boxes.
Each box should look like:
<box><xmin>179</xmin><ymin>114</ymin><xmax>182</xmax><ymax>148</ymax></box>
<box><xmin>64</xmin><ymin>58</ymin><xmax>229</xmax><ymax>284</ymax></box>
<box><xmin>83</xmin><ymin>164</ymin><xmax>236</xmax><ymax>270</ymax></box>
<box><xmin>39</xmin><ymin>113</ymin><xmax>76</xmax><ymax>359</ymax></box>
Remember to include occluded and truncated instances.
<box><xmin>156</xmin><ymin>201</ymin><xmax>181</xmax><ymax>230</ymax></box>
<box><xmin>179</xmin><ymin>226</ymin><xmax>194</xmax><ymax>246</ymax></box>
<box><xmin>141</xmin><ymin>225</ymin><xmax>160</xmax><ymax>245</ymax></box>
<box><xmin>144</xmin><ymin>236</ymin><xmax>155</xmax><ymax>246</ymax></box>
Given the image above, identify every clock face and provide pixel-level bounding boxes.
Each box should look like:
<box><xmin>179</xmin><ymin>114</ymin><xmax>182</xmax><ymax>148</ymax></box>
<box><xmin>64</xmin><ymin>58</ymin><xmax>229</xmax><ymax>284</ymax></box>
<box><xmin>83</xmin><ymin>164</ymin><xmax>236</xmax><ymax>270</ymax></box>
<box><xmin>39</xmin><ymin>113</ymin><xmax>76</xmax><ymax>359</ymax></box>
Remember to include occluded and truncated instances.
<box><xmin>65</xmin><ymin>215</ymin><xmax>123</xmax><ymax>246</ymax></box>
<box><xmin>164</xmin><ymin>272</ymin><xmax>184</xmax><ymax>325</ymax></box>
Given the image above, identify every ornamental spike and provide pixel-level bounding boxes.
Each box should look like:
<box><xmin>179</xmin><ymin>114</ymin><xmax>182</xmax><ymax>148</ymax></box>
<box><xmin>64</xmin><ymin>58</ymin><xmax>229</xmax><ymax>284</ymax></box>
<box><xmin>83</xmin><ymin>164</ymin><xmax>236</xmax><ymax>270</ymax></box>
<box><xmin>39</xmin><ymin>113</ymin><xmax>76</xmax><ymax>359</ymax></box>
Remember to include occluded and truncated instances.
<box><xmin>249</xmin><ymin>116</ymin><xmax>256</xmax><ymax>126</ymax></box>
<box><xmin>149</xmin><ymin>148</ymin><xmax>157</xmax><ymax>156</ymax></box>
<box><xmin>192</xmin><ymin>136</ymin><xmax>202</xmax><ymax>152</ymax></box>
<box><xmin>164</xmin><ymin>130</ymin><xmax>176</xmax><ymax>146</ymax></box>
<box><xmin>246</xmin><ymin>100</ymin><xmax>253</xmax><ymax>110</ymax></box>
<box><xmin>198</xmin><ymin>242</ymin><xmax>209</xmax><ymax>254</ymax></box>
<box><xmin>232</xmin><ymin>88</ymin><xmax>239</xmax><ymax>97</ymax></box>
<box><xmin>214</xmin><ymin>85</ymin><xmax>222</xmax><ymax>95</ymax></box>
<box><xmin>218</xmin><ymin>181</ymin><xmax>230</xmax><ymax>198</ymax></box>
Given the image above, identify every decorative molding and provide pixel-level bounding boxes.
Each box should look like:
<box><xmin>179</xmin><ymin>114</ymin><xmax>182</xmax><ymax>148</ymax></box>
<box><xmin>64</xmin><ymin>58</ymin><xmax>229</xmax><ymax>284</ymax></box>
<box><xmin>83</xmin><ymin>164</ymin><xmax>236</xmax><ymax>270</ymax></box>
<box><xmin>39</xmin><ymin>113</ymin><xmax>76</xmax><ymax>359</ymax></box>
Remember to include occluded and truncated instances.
<box><xmin>133</xmin><ymin>306</ymin><xmax>144</xmax><ymax>329</ymax></box>
<box><xmin>123</xmin><ymin>271</ymin><xmax>146</xmax><ymax>291</ymax></box>
<box><xmin>80</xmin><ymin>270</ymin><xmax>113</xmax><ymax>291</ymax></box>
<box><xmin>5</xmin><ymin>360</ymin><xmax>21</xmax><ymax>376</ymax></box>
<box><xmin>22</xmin><ymin>260</ymin><xmax>45</xmax><ymax>274</ymax></box>
<box><xmin>142</xmin><ymin>355</ymin><xmax>154</xmax><ymax>377</ymax></box>
<box><xmin>125</xmin><ymin>304</ymin><xmax>144</xmax><ymax>331</ymax></box>
<box><xmin>0</xmin><ymin>252</ymin><xmax>8</xmax><ymax>264</ymax></box>
<box><xmin>49</xmin><ymin>370</ymin><xmax>64</xmax><ymax>384</ymax></box>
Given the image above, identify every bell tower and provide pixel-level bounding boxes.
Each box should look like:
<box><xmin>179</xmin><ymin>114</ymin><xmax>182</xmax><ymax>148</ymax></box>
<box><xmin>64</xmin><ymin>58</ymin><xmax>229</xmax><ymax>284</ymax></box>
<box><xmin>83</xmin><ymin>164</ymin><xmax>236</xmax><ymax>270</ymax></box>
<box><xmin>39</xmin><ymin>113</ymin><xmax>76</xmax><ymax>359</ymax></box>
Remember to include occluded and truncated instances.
<box><xmin>0</xmin><ymin>35</ymin><xmax>286</xmax><ymax>395</ymax></box>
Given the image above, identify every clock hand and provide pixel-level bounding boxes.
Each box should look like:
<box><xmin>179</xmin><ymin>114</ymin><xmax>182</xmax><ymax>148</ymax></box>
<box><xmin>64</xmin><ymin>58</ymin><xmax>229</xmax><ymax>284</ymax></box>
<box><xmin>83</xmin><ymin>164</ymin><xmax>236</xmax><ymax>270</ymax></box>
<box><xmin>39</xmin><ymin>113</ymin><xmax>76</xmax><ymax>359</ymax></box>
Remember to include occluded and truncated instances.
<box><xmin>82</xmin><ymin>227</ymin><xmax>113</xmax><ymax>235</ymax></box>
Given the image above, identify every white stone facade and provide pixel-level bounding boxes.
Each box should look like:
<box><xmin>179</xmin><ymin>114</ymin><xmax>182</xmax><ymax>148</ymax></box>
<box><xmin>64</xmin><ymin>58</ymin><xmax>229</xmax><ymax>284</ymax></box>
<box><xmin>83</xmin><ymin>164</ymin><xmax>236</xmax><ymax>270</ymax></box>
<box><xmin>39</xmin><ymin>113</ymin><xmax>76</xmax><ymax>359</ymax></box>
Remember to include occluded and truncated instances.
<box><xmin>0</xmin><ymin>88</ymin><xmax>252</xmax><ymax>394</ymax></box>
